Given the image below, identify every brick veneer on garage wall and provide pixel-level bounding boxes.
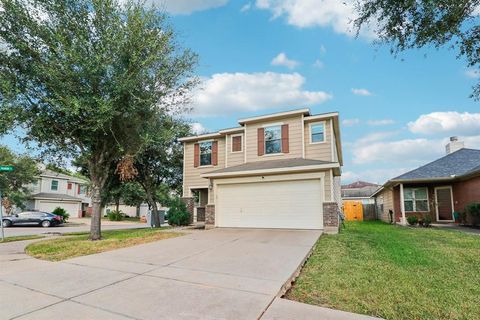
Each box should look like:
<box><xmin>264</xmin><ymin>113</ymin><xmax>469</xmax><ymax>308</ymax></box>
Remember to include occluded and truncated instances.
<box><xmin>205</xmin><ymin>204</ymin><xmax>215</xmax><ymax>225</ymax></box>
<box><xmin>453</xmin><ymin>176</ymin><xmax>480</xmax><ymax>212</ymax></box>
<box><xmin>323</xmin><ymin>202</ymin><xmax>339</xmax><ymax>229</ymax></box>
<box><xmin>181</xmin><ymin>197</ymin><xmax>195</xmax><ymax>224</ymax></box>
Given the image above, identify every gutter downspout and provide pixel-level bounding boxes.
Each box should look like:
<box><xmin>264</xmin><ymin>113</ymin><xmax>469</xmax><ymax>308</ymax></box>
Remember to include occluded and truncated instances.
<box><xmin>400</xmin><ymin>183</ymin><xmax>406</xmax><ymax>225</ymax></box>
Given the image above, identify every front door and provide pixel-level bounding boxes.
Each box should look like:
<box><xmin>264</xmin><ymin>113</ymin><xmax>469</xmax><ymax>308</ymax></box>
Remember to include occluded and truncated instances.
<box><xmin>435</xmin><ymin>186</ymin><xmax>454</xmax><ymax>221</ymax></box>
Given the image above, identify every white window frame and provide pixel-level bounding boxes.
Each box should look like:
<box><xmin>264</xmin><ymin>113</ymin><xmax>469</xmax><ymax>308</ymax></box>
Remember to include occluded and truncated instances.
<box><xmin>231</xmin><ymin>134</ymin><xmax>243</xmax><ymax>153</ymax></box>
<box><xmin>403</xmin><ymin>187</ymin><xmax>430</xmax><ymax>212</ymax></box>
<box><xmin>51</xmin><ymin>180</ymin><xmax>59</xmax><ymax>191</ymax></box>
<box><xmin>264</xmin><ymin>125</ymin><xmax>283</xmax><ymax>155</ymax></box>
<box><xmin>309</xmin><ymin>121</ymin><xmax>326</xmax><ymax>144</ymax></box>
<box><xmin>199</xmin><ymin>140</ymin><xmax>213</xmax><ymax>167</ymax></box>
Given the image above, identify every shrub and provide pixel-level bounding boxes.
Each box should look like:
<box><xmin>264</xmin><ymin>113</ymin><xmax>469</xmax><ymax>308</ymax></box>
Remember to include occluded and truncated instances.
<box><xmin>52</xmin><ymin>207</ymin><xmax>69</xmax><ymax>222</ymax></box>
<box><xmin>407</xmin><ymin>216</ymin><xmax>418</xmax><ymax>225</ymax></box>
<box><xmin>465</xmin><ymin>203</ymin><xmax>480</xmax><ymax>226</ymax></box>
<box><xmin>167</xmin><ymin>198</ymin><xmax>190</xmax><ymax>226</ymax></box>
<box><xmin>107</xmin><ymin>210</ymin><xmax>124</xmax><ymax>221</ymax></box>
<box><xmin>423</xmin><ymin>215</ymin><xmax>432</xmax><ymax>227</ymax></box>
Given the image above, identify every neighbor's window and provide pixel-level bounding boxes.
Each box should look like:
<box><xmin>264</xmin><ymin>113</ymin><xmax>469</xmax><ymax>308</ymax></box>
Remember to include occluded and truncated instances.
<box><xmin>404</xmin><ymin>187</ymin><xmax>429</xmax><ymax>212</ymax></box>
<box><xmin>51</xmin><ymin>180</ymin><xmax>59</xmax><ymax>191</ymax></box>
<box><xmin>232</xmin><ymin>135</ymin><xmax>242</xmax><ymax>152</ymax></box>
<box><xmin>79</xmin><ymin>185</ymin><xmax>88</xmax><ymax>194</ymax></box>
<box><xmin>264</xmin><ymin>126</ymin><xmax>282</xmax><ymax>154</ymax></box>
<box><xmin>310</xmin><ymin>122</ymin><xmax>325</xmax><ymax>143</ymax></box>
<box><xmin>200</xmin><ymin>141</ymin><xmax>213</xmax><ymax>166</ymax></box>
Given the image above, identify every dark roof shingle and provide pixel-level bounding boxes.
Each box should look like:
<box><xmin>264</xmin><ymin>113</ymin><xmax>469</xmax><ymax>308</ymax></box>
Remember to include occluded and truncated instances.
<box><xmin>204</xmin><ymin>158</ymin><xmax>334</xmax><ymax>175</ymax></box>
<box><xmin>392</xmin><ymin>148</ymin><xmax>480</xmax><ymax>181</ymax></box>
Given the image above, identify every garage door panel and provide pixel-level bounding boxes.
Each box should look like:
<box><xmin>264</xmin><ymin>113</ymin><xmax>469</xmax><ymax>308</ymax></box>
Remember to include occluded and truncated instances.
<box><xmin>37</xmin><ymin>201</ymin><xmax>80</xmax><ymax>215</ymax></box>
<box><xmin>217</xmin><ymin>179</ymin><xmax>323</xmax><ymax>230</ymax></box>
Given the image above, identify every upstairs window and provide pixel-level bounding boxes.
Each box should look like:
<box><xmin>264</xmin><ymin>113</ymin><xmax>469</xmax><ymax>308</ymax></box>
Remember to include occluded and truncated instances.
<box><xmin>67</xmin><ymin>183</ymin><xmax>72</xmax><ymax>190</ymax></box>
<box><xmin>232</xmin><ymin>135</ymin><xmax>242</xmax><ymax>152</ymax></box>
<box><xmin>79</xmin><ymin>185</ymin><xmax>88</xmax><ymax>195</ymax></box>
<box><xmin>404</xmin><ymin>187</ymin><xmax>429</xmax><ymax>212</ymax></box>
<box><xmin>310</xmin><ymin>122</ymin><xmax>325</xmax><ymax>143</ymax></box>
<box><xmin>200</xmin><ymin>141</ymin><xmax>212</xmax><ymax>166</ymax></box>
<box><xmin>264</xmin><ymin>126</ymin><xmax>282</xmax><ymax>154</ymax></box>
<box><xmin>51</xmin><ymin>180</ymin><xmax>59</xmax><ymax>191</ymax></box>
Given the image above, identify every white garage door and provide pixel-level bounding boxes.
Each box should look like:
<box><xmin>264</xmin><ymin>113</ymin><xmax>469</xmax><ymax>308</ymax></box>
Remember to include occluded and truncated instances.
<box><xmin>37</xmin><ymin>201</ymin><xmax>80</xmax><ymax>216</ymax></box>
<box><xmin>216</xmin><ymin>179</ymin><xmax>323</xmax><ymax>229</ymax></box>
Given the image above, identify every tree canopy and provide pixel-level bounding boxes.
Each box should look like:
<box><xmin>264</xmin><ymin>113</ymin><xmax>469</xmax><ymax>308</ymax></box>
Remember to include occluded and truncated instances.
<box><xmin>0</xmin><ymin>0</ymin><xmax>198</xmax><ymax>239</ymax></box>
<box><xmin>354</xmin><ymin>0</ymin><xmax>480</xmax><ymax>98</ymax></box>
<box><xmin>0</xmin><ymin>146</ymin><xmax>39</xmax><ymax>214</ymax></box>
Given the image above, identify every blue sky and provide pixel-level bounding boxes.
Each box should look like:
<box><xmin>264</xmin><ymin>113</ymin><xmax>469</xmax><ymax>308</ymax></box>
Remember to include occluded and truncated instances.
<box><xmin>2</xmin><ymin>0</ymin><xmax>480</xmax><ymax>184</ymax></box>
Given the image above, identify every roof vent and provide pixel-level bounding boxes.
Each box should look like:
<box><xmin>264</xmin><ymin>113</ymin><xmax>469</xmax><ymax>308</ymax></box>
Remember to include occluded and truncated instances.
<box><xmin>446</xmin><ymin>136</ymin><xmax>464</xmax><ymax>154</ymax></box>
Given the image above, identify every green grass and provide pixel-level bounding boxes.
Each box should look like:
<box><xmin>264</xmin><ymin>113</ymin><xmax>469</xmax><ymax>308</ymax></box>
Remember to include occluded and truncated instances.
<box><xmin>286</xmin><ymin>221</ymin><xmax>480</xmax><ymax>320</ymax></box>
<box><xmin>26</xmin><ymin>228</ymin><xmax>182</xmax><ymax>261</ymax></box>
<box><xmin>0</xmin><ymin>235</ymin><xmax>44</xmax><ymax>243</ymax></box>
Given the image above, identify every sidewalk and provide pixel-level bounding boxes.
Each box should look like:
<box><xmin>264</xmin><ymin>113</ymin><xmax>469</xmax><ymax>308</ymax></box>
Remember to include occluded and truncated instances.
<box><xmin>432</xmin><ymin>223</ymin><xmax>480</xmax><ymax>235</ymax></box>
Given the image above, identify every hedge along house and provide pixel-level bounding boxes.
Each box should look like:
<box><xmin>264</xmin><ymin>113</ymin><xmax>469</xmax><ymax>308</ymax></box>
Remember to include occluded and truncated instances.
<box><xmin>373</xmin><ymin>137</ymin><xmax>480</xmax><ymax>224</ymax></box>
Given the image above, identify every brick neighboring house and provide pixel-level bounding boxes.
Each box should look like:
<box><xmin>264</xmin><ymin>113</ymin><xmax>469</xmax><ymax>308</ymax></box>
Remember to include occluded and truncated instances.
<box><xmin>373</xmin><ymin>137</ymin><xmax>480</xmax><ymax>224</ymax></box>
<box><xmin>180</xmin><ymin>108</ymin><xmax>343</xmax><ymax>233</ymax></box>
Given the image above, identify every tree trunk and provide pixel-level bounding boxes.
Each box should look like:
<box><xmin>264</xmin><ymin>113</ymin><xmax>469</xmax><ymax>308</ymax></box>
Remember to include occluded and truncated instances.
<box><xmin>89</xmin><ymin>160</ymin><xmax>108</xmax><ymax>241</ymax></box>
<box><xmin>115</xmin><ymin>198</ymin><xmax>120</xmax><ymax>212</ymax></box>
<box><xmin>90</xmin><ymin>184</ymin><xmax>102</xmax><ymax>240</ymax></box>
<box><xmin>151</xmin><ymin>200</ymin><xmax>161</xmax><ymax>228</ymax></box>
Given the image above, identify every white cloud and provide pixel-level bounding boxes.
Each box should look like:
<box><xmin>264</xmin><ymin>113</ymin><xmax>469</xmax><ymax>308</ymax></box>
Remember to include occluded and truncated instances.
<box><xmin>271</xmin><ymin>52</ymin><xmax>300</xmax><ymax>69</ymax></box>
<box><xmin>353</xmin><ymin>138</ymin><xmax>445</xmax><ymax>165</ymax></box>
<box><xmin>140</xmin><ymin>0</ymin><xmax>228</xmax><ymax>14</ymax></box>
<box><xmin>342</xmin><ymin>118</ymin><xmax>360</xmax><ymax>126</ymax></box>
<box><xmin>320</xmin><ymin>45</ymin><xmax>327</xmax><ymax>54</ymax></box>
<box><xmin>191</xmin><ymin>72</ymin><xmax>332</xmax><ymax>116</ymax></box>
<box><xmin>313</xmin><ymin>59</ymin><xmax>324</xmax><ymax>69</ymax></box>
<box><xmin>241</xmin><ymin>2</ymin><xmax>252</xmax><ymax>12</ymax></box>
<box><xmin>255</xmin><ymin>0</ymin><xmax>376</xmax><ymax>39</ymax></box>
<box><xmin>465</xmin><ymin>68</ymin><xmax>480</xmax><ymax>79</ymax></box>
<box><xmin>367</xmin><ymin>119</ymin><xmax>395</xmax><ymax>126</ymax></box>
<box><xmin>190</xmin><ymin>122</ymin><xmax>207</xmax><ymax>134</ymax></box>
<box><xmin>408</xmin><ymin>111</ymin><xmax>480</xmax><ymax>136</ymax></box>
<box><xmin>342</xmin><ymin>168</ymin><xmax>409</xmax><ymax>185</ymax></box>
<box><xmin>351</xmin><ymin>88</ymin><xmax>373</xmax><ymax>96</ymax></box>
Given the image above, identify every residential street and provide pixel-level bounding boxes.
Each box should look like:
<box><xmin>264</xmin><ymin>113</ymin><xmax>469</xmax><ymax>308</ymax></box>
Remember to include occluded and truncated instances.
<box><xmin>3</xmin><ymin>219</ymin><xmax>149</xmax><ymax>237</ymax></box>
<box><xmin>0</xmin><ymin>228</ymin><xmax>378</xmax><ymax>320</ymax></box>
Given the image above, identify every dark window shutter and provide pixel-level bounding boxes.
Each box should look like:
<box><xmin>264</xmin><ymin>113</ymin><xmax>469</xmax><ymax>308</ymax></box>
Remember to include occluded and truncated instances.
<box><xmin>212</xmin><ymin>141</ymin><xmax>218</xmax><ymax>166</ymax></box>
<box><xmin>77</xmin><ymin>185</ymin><xmax>81</xmax><ymax>194</ymax></box>
<box><xmin>257</xmin><ymin>128</ymin><xmax>265</xmax><ymax>156</ymax></box>
<box><xmin>232</xmin><ymin>136</ymin><xmax>242</xmax><ymax>152</ymax></box>
<box><xmin>281</xmin><ymin>124</ymin><xmax>289</xmax><ymax>153</ymax></box>
<box><xmin>194</xmin><ymin>143</ymin><xmax>200</xmax><ymax>167</ymax></box>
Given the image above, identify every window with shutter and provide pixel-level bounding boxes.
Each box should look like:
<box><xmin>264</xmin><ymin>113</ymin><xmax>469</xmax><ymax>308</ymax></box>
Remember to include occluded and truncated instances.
<box><xmin>232</xmin><ymin>135</ymin><xmax>242</xmax><ymax>152</ymax></box>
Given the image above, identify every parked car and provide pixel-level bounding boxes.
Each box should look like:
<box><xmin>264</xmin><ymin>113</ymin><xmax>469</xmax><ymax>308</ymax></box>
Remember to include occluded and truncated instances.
<box><xmin>2</xmin><ymin>211</ymin><xmax>63</xmax><ymax>228</ymax></box>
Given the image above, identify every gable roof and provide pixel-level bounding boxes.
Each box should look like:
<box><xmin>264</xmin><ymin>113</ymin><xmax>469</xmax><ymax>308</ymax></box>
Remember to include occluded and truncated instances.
<box><xmin>342</xmin><ymin>181</ymin><xmax>379</xmax><ymax>189</ymax></box>
<box><xmin>392</xmin><ymin>148</ymin><xmax>480</xmax><ymax>181</ymax></box>
<box><xmin>41</xmin><ymin>170</ymin><xmax>88</xmax><ymax>184</ymax></box>
<box><xmin>31</xmin><ymin>192</ymin><xmax>83</xmax><ymax>201</ymax></box>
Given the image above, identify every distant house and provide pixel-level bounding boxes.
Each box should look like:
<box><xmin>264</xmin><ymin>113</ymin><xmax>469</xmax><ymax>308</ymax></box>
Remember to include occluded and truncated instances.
<box><xmin>341</xmin><ymin>181</ymin><xmax>379</xmax><ymax>221</ymax></box>
<box><xmin>341</xmin><ymin>181</ymin><xmax>379</xmax><ymax>204</ymax></box>
<box><xmin>26</xmin><ymin>169</ymin><xmax>91</xmax><ymax>217</ymax></box>
<box><xmin>373</xmin><ymin>137</ymin><xmax>480</xmax><ymax>224</ymax></box>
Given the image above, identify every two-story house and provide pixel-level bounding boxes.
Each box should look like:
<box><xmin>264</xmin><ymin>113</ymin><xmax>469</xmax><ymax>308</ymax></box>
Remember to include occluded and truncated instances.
<box><xmin>26</xmin><ymin>169</ymin><xmax>91</xmax><ymax>218</ymax></box>
<box><xmin>180</xmin><ymin>108</ymin><xmax>343</xmax><ymax>232</ymax></box>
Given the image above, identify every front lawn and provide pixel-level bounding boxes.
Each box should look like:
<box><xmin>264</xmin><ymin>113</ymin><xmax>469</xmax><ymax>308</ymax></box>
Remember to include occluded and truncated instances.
<box><xmin>286</xmin><ymin>221</ymin><xmax>480</xmax><ymax>320</ymax></box>
<box><xmin>26</xmin><ymin>228</ymin><xmax>181</xmax><ymax>261</ymax></box>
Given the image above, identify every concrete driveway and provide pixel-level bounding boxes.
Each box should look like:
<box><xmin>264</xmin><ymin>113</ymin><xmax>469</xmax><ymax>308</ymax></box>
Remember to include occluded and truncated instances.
<box><xmin>0</xmin><ymin>228</ymin><xmax>321</xmax><ymax>320</ymax></box>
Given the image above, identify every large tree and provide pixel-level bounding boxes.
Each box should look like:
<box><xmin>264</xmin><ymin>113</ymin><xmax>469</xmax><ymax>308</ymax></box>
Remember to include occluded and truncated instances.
<box><xmin>133</xmin><ymin>115</ymin><xmax>189</xmax><ymax>227</ymax></box>
<box><xmin>0</xmin><ymin>0</ymin><xmax>197</xmax><ymax>239</ymax></box>
<box><xmin>354</xmin><ymin>1</ymin><xmax>480</xmax><ymax>98</ymax></box>
<box><xmin>0</xmin><ymin>146</ymin><xmax>39</xmax><ymax>214</ymax></box>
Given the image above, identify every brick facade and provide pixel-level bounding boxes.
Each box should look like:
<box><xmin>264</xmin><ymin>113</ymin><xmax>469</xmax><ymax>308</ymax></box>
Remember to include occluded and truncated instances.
<box><xmin>323</xmin><ymin>202</ymin><xmax>339</xmax><ymax>233</ymax></box>
<box><xmin>205</xmin><ymin>204</ymin><xmax>215</xmax><ymax>225</ymax></box>
<box><xmin>181</xmin><ymin>197</ymin><xmax>195</xmax><ymax>224</ymax></box>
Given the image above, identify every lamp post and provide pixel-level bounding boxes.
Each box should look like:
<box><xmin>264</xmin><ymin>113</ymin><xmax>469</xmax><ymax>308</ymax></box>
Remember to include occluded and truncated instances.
<box><xmin>0</xmin><ymin>165</ymin><xmax>15</xmax><ymax>241</ymax></box>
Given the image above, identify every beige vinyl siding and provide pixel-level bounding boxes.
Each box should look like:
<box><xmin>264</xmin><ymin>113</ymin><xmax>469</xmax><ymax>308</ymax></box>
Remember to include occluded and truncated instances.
<box><xmin>324</xmin><ymin>170</ymin><xmax>332</xmax><ymax>202</ymax></box>
<box><xmin>245</xmin><ymin>115</ymin><xmax>303</xmax><ymax>162</ymax></box>
<box><xmin>226</xmin><ymin>133</ymin><xmax>245</xmax><ymax>167</ymax></box>
<box><xmin>183</xmin><ymin>139</ymin><xmax>225</xmax><ymax>197</ymax></box>
<box><xmin>376</xmin><ymin>188</ymin><xmax>394</xmax><ymax>222</ymax></box>
<box><xmin>304</xmin><ymin>119</ymin><xmax>333</xmax><ymax>162</ymax></box>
